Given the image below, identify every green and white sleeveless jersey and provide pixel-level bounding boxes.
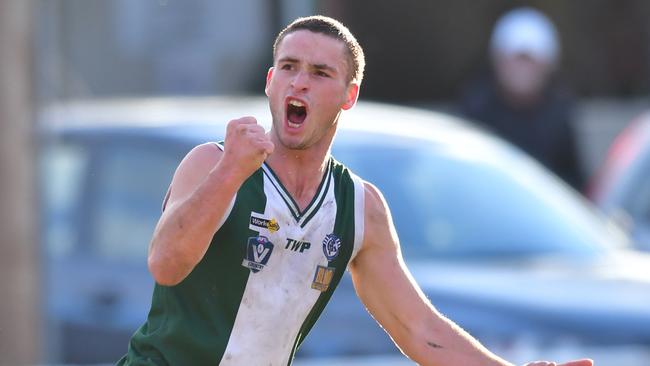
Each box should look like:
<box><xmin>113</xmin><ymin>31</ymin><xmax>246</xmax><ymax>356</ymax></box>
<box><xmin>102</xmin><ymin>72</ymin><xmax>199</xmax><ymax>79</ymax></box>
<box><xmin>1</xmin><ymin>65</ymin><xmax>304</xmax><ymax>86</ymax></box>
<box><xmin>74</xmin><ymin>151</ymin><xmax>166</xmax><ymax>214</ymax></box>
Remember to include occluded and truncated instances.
<box><xmin>119</xmin><ymin>145</ymin><xmax>365</xmax><ymax>366</ymax></box>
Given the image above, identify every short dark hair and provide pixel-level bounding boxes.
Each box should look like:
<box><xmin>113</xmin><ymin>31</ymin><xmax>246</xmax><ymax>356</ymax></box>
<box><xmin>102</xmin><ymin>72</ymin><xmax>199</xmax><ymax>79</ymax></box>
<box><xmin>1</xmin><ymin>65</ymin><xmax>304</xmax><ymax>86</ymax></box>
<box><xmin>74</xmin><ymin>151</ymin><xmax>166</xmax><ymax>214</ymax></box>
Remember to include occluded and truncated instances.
<box><xmin>273</xmin><ymin>15</ymin><xmax>365</xmax><ymax>85</ymax></box>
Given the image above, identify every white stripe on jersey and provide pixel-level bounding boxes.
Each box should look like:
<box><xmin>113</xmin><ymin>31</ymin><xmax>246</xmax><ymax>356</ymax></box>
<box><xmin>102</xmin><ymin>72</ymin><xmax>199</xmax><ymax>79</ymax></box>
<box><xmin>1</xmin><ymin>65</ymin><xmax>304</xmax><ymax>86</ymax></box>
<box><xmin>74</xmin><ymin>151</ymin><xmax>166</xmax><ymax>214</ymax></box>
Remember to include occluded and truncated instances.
<box><xmin>219</xmin><ymin>168</ymin><xmax>364</xmax><ymax>365</ymax></box>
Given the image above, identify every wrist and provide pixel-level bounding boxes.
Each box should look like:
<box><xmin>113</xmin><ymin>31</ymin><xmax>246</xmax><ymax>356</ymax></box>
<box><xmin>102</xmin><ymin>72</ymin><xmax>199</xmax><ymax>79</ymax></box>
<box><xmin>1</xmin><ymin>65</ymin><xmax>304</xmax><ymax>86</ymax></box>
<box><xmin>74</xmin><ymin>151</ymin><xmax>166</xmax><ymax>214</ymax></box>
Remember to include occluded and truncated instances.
<box><xmin>211</xmin><ymin>157</ymin><xmax>249</xmax><ymax>192</ymax></box>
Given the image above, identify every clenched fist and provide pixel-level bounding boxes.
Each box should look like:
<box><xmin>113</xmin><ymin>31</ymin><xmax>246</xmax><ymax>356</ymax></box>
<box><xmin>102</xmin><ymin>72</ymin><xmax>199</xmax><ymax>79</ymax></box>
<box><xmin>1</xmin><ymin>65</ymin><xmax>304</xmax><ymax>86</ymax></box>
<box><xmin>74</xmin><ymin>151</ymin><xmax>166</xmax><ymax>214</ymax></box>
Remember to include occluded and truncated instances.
<box><xmin>221</xmin><ymin>117</ymin><xmax>275</xmax><ymax>182</ymax></box>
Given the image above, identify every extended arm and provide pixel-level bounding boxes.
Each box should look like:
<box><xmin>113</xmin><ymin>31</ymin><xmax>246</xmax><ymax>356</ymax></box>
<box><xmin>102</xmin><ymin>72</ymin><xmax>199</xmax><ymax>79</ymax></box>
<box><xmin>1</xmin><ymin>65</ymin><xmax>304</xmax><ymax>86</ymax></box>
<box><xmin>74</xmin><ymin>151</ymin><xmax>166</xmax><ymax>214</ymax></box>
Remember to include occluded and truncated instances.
<box><xmin>350</xmin><ymin>182</ymin><xmax>593</xmax><ymax>366</ymax></box>
<box><xmin>350</xmin><ymin>182</ymin><xmax>510</xmax><ymax>365</ymax></box>
<box><xmin>148</xmin><ymin>117</ymin><xmax>273</xmax><ymax>286</ymax></box>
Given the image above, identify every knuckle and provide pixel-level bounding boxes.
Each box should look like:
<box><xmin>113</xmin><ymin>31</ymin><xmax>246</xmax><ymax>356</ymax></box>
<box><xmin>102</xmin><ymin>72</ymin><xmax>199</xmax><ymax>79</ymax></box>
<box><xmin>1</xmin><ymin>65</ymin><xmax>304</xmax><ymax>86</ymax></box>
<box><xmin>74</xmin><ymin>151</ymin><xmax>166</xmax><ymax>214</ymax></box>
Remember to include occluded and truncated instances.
<box><xmin>228</xmin><ymin>116</ymin><xmax>255</xmax><ymax>127</ymax></box>
<box><xmin>240</xmin><ymin>116</ymin><xmax>257</xmax><ymax>124</ymax></box>
<box><xmin>235</xmin><ymin>124</ymin><xmax>250</xmax><ymax>134</ymax></box>
<box><xmin>251</xmin><ymin>125</ymin><xmax>265</xmax><ymax>135</ymax></box>
<box><xmin>226</xmin><ymin>119</ymin><xmax>241</xmax><ymax>133</ymax></box>
<box><xmin>226</xmin><ymin>120</ymin><xmax>236</xmax><ymax>131</ymax></box>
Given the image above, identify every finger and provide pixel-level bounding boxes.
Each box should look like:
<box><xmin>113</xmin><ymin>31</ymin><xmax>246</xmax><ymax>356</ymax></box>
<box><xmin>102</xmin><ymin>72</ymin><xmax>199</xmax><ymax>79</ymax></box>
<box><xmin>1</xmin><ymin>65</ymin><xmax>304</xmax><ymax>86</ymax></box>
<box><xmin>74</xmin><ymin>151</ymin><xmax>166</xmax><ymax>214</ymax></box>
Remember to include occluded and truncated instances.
<box><xmin>232</xmin><ymin>123</ymin><xmax>261</xmax><ymax>137</ymax></box>
<box><xmin>248</xmin><ymin>136</ymin><xmax>273</xmax><ymax>156</ymax></box>
<box><xmin>234</xmin><ymin>116</ymin><xmax>258</xmax><ymax>125</ymax></box>
<box><xmin>226</xmin><ymin>117</ymin><xmax>258</xmax><ymax>135</ymax></box>
<box><xmin>558</xmin><ymin>360</ymin><xmax>593</xmax><ymax>366</ymax></box>
<box><xmin>245</xmin><ymin>124</ymin><xmax>267</xmax><ymax>136</ymax></box>
<box><xmin>263</xmin><ymin>140</ymin><xmax>275</xmax><ymax>155</ymax></box>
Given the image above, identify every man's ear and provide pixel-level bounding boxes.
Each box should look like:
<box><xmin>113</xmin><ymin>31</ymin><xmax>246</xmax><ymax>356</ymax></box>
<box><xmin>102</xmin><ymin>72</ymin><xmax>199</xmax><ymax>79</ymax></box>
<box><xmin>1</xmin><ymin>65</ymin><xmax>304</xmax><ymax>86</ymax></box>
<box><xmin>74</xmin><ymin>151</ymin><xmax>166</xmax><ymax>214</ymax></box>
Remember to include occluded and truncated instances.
<box><xmin>265</xmin><ymin>67</ymin><xmax>274</xmax><ymax>97</ymax></box>
<box><xmin>341</xmin><ymin>82</ymin><xmax>360</xmax><ymax>111</ymax></box>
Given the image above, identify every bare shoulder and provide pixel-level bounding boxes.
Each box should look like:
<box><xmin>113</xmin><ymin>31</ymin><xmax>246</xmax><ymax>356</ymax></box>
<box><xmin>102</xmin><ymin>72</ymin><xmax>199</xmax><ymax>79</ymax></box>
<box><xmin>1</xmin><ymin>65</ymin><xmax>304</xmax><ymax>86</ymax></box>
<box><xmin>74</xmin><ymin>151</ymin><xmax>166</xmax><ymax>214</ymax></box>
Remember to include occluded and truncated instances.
<box><xmin>182</xmin><ymin>142</ymin><xmax>223</xmax><ymax>168</ymax></box>
<box><xmin>350</xmin><ymin>180</ymin><xmax>401</xmax><ymax>272</ymax></box>
<box><xmin>363</xmin><ymin>181</ymin><xmax>389</xmax><ymax>223</ymax></box>
<box><xmin>174</xmin><ymin>142</ymin><xmax>223</xmax><ymax>182</ymax></box>
<box><xmin>164</xmin><ymin>142</ymin><xmax>224</xmax><ymax>210</ymax></box>
<box><xmin>361</xmin><ymin>181</ymin><xmax>399</xmax><ymax>251</ymax></box>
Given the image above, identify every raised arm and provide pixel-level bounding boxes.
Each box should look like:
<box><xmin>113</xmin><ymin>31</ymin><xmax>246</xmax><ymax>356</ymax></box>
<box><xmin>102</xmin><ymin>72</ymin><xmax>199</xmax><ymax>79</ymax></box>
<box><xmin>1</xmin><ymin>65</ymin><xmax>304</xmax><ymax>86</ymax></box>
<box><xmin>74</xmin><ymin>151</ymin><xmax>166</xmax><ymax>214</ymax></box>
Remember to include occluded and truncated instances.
<box><xmin>147</xmin><ymin>117</ymin><xmax>273</xmax><ymax>286</ymax></box>
<box><xmin>349</xmin><ymin>182</ymin><xmax>593</xmax><ymax>366</ymax></box>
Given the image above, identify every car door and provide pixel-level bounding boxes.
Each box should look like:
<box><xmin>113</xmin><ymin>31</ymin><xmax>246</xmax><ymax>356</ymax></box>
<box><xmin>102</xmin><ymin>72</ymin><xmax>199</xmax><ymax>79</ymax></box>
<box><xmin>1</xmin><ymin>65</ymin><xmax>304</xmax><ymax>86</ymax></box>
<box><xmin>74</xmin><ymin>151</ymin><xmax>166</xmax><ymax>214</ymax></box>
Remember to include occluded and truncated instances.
<box><xmin>42</xmin><ymin>131</ymin><xmax>188</xmax><ymax>363</ymax></box>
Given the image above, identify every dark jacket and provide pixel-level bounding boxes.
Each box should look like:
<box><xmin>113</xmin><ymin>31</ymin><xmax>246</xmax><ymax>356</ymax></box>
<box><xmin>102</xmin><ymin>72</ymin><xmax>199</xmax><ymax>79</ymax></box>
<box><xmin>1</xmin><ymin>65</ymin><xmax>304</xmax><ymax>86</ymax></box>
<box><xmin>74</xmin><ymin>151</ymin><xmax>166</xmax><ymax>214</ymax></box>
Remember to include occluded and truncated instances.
<box><xmin>459</xmin><ymin>74</ymin><xmax>584</xmax><ymax>191</ymax></box>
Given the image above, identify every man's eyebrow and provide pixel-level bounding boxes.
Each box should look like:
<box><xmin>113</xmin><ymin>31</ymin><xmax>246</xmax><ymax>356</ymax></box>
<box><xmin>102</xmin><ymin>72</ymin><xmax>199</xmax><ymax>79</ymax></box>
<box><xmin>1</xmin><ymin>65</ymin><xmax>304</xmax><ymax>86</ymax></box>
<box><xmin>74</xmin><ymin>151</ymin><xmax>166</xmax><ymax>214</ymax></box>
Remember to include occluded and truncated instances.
<box><xmin>313</xmin><ymin>63</ymin><xmax>338</xmax><ymax>73</ymax></box>
<box><xmin>277</xmin><ymin>56</ymin><xmax>299</xmax><ymax>64</ymax></box>
<box><xmin>277</xmin><ymin>57</ymin><xmax>338</xmax><ymax>73</ymax></box>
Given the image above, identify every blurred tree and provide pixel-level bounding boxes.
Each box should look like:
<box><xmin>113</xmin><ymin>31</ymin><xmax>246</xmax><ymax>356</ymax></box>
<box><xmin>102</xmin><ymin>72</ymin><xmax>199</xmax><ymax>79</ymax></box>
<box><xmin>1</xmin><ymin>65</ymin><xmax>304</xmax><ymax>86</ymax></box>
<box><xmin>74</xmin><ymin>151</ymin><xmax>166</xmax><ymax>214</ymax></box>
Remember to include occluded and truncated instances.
<box><xmin>0</xmin><ymin>0</ymin><xmax>40</xmax><ymax>364</ymax></box>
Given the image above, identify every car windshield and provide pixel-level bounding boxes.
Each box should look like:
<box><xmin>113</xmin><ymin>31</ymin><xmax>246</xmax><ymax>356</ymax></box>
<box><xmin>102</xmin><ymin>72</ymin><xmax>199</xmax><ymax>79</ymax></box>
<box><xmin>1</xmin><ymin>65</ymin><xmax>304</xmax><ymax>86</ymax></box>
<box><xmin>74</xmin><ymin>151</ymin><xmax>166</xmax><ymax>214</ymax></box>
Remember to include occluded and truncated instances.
<box><xmin>41</xmin><ymin>133</ymin><xmax>183</xmax><ymax>263</ymax></box>
<box><xmin>333</xmin><ymin>131</ymin><xmax>618</xmax><ymax>261</ymax></box>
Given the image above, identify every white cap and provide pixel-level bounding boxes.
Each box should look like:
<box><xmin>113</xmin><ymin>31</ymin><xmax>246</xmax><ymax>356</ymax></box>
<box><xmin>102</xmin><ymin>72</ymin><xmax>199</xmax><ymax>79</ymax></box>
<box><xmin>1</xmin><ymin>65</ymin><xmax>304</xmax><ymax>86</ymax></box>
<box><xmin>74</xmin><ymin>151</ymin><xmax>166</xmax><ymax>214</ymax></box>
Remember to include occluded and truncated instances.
<box><xmin>490</xmin><ymin>7</ymin><xmax>560</xmax><ymax>64</ymax></box>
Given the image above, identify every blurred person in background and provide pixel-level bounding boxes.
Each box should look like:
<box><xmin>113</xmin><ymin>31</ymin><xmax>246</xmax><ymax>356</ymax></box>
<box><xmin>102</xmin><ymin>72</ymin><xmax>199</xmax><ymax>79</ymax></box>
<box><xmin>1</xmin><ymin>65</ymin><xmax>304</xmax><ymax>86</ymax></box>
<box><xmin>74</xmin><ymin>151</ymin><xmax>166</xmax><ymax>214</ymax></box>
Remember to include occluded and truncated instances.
<box><xmin>459</xmin><ymin>7</ymin><xmax>584</xmax><ymax>191</ymax></box>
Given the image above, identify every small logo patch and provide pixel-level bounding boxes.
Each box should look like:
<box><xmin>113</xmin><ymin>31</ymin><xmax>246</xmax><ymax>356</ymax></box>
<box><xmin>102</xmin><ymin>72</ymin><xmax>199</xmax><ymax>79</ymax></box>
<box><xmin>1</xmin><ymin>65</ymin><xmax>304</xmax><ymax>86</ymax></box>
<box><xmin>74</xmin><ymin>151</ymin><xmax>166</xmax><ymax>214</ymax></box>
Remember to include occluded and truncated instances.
<box><xmin>267</xmin><ymin>218</ymin><xmax>280</xmax><ymax>233</ymax></box>
<box><xmin>311</xmin><ymin>265</ymin><xmax>335</xmax><ymax>292</ymax></box>
<box><xmin>322</xmin><ymin>234</ymin><xmax>341</xmax><ymax>261</ymax></box>
<box><xmin>242</xmin><ymin>236</ymin><xmax>274</xmax><ymax>273</ymax></box>
<box><xmin>285</xmin><ymin>238</ymin><xmax>311</xmax><ymax>253</ymax></box>
<box><xmin>250</xmin><ymin>213</ymin><xmax>280</xmax><ymax>233</ymax></box>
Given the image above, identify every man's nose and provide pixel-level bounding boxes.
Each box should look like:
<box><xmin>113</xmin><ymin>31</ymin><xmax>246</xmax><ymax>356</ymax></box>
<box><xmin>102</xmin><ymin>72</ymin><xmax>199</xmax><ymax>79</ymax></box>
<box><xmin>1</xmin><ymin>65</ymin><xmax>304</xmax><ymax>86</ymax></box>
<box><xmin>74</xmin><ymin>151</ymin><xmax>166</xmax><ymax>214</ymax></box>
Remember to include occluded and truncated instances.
<box><xmin>290</xmin><ymin>70</ymin><xmax>309</xmax><ymax>91</ymax></box>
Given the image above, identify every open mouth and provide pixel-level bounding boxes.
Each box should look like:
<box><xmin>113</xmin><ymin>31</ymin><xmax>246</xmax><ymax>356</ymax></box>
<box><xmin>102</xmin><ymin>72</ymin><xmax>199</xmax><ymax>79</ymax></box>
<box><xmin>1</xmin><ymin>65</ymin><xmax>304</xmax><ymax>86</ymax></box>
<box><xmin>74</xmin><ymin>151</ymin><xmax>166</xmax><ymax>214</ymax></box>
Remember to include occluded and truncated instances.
<box><xmin>286</xmin><ymin>99</ymin><xmax>307</xmax><ymax>128</ymax></box>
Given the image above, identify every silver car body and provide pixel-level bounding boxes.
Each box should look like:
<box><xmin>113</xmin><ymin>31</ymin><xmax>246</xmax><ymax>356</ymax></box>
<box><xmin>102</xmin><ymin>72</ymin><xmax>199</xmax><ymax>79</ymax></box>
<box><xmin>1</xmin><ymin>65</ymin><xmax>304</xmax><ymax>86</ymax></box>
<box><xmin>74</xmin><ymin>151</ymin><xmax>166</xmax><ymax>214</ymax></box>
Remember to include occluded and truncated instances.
<box><xmin>40</xmin><ymin>97</ymin><xmax>650</xmax><ymax>366</ymax></box>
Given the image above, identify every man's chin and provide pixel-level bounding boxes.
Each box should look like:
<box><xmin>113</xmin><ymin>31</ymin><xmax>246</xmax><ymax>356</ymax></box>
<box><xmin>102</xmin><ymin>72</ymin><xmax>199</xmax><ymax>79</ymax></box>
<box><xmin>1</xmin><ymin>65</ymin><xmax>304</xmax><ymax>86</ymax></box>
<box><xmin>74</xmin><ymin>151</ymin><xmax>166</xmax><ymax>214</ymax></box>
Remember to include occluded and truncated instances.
<box><xmin>280</xmin><ymin>139</ymin><xmax>309</xmax><ymax>150</ymax></box>
<box><xmin>272</xmin><ymin>132</ymin><xmax>306</xmax><ymax>151</ymax></box>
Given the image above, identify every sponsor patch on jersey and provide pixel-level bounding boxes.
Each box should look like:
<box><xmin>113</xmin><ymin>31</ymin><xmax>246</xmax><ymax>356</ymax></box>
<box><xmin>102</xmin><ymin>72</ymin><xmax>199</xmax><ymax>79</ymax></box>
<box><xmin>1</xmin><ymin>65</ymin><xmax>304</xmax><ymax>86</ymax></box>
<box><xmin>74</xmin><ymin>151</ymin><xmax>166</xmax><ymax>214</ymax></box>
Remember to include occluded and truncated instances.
<box><xmin>249</xmin><ymin>212</ymin><xmax>280</xmax><ymax>233</ymax></box>
<box><xmin>285</xmin><ymin>238</ymin><xmax>311</xmax><ymax>253</ymax></box>
<box><xmin>311</xmin><ymin>265</ymin><xmax>335</xmax><ymax>292</ymax></box>
<box><xmin>322</xmin><ymin>233</ymin><xmax>341</xmax><ymax>261</ymax></box>
<box><xmin>242</xmin><ymin>236</ymin><xmax>274</xmax><ymax>273</ymax></box>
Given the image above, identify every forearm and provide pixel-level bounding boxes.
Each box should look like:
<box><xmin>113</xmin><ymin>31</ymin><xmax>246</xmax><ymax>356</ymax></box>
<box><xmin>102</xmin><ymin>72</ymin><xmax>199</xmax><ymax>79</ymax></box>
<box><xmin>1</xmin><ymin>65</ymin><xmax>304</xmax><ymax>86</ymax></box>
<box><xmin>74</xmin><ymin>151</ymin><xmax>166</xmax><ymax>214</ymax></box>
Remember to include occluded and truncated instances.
<box><xmin>399</xmin><ymin>309</ymin><xmax>513</xmax><ymax>366</ymax></box>
<box><xmin>148</xmin><ymin>160</ymin><xmax>243</xmax><ymax>285</ymax></box>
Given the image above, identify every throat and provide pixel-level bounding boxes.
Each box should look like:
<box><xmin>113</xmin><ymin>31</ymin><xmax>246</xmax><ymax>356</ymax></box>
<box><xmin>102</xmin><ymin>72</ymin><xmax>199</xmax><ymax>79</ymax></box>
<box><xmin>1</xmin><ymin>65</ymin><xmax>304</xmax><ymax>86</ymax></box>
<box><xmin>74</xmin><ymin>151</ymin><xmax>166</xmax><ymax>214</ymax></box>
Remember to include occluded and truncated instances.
<box><xmin>293</xmin><ymin>185</ymin><xmax>319</xmax><ymax>213</ymax></box>
<box><xmin>265</xmin><ymin>156</ymin><xmax>331</xmax><ymax>213</ymax></box>
<box><xmin>283</xmin><ymin>167</ymin><xmax>326</xmax><ymax>213</ymax></box>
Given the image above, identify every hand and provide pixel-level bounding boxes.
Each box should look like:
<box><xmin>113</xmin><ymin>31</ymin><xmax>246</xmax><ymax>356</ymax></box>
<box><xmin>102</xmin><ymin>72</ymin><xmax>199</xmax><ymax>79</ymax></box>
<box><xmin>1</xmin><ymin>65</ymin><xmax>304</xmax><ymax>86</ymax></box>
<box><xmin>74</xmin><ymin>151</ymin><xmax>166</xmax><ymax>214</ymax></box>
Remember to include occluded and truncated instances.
<box><xmin>524</xmin><ymin>359</ymin><xmax>593</xmax><ymax>366</ymax></box>
<box><xmin>222</xmin><ymin>117</ymin><xmax>275</xmax><ymax>181</ymax></box>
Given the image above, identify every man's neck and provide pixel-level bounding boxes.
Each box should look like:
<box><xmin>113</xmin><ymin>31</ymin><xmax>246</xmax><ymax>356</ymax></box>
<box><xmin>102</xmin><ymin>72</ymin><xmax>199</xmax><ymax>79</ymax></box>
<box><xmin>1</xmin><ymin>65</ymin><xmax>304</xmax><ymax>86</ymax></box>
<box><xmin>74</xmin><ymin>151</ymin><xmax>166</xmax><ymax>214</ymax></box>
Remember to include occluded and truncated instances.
<box><xmin>265</xmin><ymin>144</ymin><xmax>331</xmax><ymax>213</ymax></box>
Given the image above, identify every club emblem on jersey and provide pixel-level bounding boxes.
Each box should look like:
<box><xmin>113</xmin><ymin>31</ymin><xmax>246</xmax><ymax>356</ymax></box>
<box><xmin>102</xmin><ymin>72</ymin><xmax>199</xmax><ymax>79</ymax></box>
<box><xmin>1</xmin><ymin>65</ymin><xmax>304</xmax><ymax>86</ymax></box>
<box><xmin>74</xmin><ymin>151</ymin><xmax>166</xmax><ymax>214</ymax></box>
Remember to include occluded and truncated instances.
<box><xmin>322</xmin><ymin>233</ymin><xmax>341</xmax><ymax>261</ymax></box>
<box><xmin>311</xmin><ymin>265</ymin><xmax>335</xmax><ymax>292</ymax></box>
<box><xmin>242</xmin><ymin>236</ymin><xmax>274</xmax><ymax>273</ymax></box>
<box><xmin>249</xmin><ymin>212</ymin><xmax>281</xmax><ymax>233</ymax></box>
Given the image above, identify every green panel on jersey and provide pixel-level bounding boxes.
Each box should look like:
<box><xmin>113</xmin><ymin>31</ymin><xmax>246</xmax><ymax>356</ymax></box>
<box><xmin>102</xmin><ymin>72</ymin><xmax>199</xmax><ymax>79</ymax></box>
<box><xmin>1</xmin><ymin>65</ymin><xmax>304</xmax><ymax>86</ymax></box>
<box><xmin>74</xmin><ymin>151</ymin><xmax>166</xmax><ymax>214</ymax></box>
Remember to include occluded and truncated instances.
<box><xmin>120</xmin><ymin>169</ymin><xmax>266</xmax><ymax>366</ymax></box>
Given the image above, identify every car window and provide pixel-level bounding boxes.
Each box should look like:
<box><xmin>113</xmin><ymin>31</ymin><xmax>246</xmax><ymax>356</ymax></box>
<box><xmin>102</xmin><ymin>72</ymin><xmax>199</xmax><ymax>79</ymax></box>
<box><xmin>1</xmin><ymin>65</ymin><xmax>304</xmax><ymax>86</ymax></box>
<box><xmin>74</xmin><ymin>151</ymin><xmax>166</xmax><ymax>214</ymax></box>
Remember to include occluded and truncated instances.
<box><xmin>622</xmin><ymin>153</ymin><xmax>650</xmax><ymax>225</ymax></box>
<box><xmin>91</xmin><ymin>143</ymin><xmax>181</xmax><ymax>263</ymax></box>
<box><xmin>334</xmin><ymin>135</ymin><xmax>613</xmax><ymax>260</ymax></box>
<box><xmin>41</xmin><ymin>142</ymin><xmax>89</xmax><ymax>258</ymax></box>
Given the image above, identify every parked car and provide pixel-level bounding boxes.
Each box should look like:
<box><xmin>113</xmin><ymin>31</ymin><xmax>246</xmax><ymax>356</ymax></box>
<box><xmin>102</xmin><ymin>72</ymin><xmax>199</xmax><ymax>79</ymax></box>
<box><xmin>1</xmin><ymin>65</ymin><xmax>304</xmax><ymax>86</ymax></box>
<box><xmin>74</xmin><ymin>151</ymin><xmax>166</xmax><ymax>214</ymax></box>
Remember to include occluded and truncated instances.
<box><xmin>589</xmin><ymin>111</ymin><xmax>650</xmax><ymax>252</ymax></box>
<box><xmin>40</xmin><ymin>97</ymin><xmax>650</xmax><ymax>366</ymax></box>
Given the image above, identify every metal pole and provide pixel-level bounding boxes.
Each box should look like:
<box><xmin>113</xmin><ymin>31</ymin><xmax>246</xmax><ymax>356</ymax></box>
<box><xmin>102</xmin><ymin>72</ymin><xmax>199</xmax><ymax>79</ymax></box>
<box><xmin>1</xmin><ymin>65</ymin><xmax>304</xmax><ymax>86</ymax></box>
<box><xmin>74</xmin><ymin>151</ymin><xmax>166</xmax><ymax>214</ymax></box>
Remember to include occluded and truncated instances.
<box><xmin>0</xmin><ymin>0</ymin><xmax>40</xmax><ymax>364</ymax></box>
